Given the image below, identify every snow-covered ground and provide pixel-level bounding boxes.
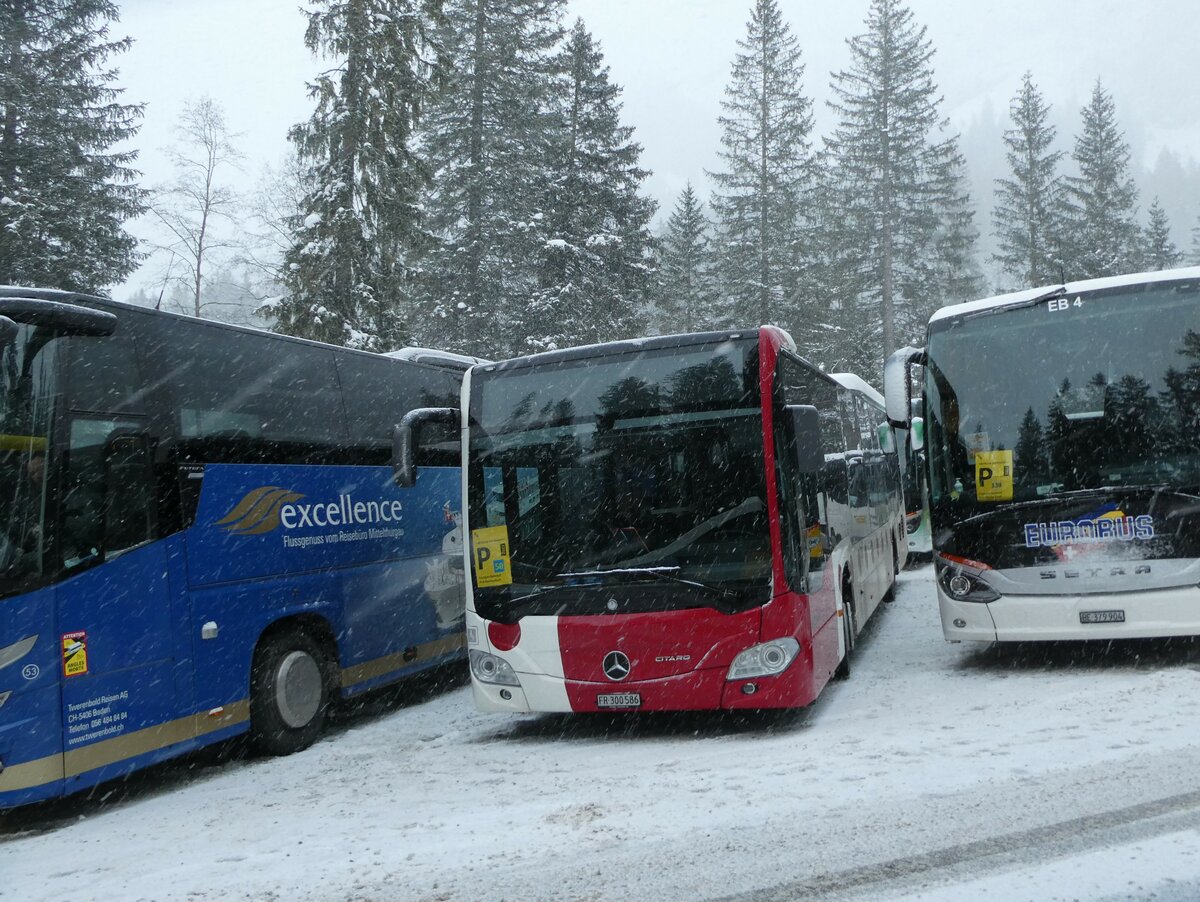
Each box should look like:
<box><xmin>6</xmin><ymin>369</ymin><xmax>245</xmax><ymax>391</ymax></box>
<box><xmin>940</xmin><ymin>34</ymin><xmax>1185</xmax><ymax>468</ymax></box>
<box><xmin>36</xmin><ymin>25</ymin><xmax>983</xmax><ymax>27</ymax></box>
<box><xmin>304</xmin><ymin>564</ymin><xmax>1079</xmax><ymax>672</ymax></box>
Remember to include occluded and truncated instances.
<box><xmin>6</xmin><ymin>566</ymin><xmax>1200</xmax><ymax>901</ymax></box>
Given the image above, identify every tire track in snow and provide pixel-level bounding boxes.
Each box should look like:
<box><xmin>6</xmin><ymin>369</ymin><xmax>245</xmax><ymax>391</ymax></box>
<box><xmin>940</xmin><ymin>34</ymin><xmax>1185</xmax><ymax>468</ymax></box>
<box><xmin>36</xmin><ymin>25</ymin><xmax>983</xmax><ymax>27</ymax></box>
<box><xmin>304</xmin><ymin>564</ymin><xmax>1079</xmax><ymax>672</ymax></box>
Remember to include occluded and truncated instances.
<box><xmin>724</xmin><ymin>787</ymin><xmax>1200</xmax><ymax>901</ymax></box>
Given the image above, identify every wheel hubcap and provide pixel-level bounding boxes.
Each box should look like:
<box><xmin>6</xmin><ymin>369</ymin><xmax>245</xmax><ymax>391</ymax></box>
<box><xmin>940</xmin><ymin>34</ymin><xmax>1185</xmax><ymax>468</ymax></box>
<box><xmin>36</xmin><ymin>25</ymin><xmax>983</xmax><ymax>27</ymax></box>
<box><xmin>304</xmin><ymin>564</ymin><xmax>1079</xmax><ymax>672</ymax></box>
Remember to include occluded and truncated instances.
<box><xmin>275</xmin><ymin>650</ymin><xmax>322</xmax><ymax>728</ymax></box>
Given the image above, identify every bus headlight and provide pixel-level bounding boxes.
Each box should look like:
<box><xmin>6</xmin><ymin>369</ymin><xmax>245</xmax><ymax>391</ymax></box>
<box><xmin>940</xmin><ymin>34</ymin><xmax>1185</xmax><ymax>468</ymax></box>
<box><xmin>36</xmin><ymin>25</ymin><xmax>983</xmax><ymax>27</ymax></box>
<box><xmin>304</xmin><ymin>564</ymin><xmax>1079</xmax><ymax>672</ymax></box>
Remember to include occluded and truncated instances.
<box><xmin>727</xmin><ymin>637</ymin><xmax>800</xmax><ymax>680</ymax></box>
<box><xmin>937</xmin><ymin>554</ymin><xmax>1000</xmax><ymax>603</ymax></box>
<box><xmin>469</xmin><ymin>649</ymin><xmax>521</xmax><ymax>686</ymax></box>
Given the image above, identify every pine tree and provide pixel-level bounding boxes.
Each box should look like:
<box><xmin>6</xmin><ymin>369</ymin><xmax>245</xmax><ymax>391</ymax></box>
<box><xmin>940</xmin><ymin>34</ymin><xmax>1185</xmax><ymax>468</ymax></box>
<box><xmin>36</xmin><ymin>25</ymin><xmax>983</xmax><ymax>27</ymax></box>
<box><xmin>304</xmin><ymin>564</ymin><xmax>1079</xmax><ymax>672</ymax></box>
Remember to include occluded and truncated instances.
<box><xmin>1013</xmin><ymin>406</ymin><xmax>1048</xmax><ymax>486</ymax></box>
<box><xmin>1063</xmin><ymin>81</ymin><xmax>1140</xmax><ymax>280</ymax></box>
<box><xmin>1191</xmin><ymin>213</ymin><xmax>1200</xmax><ymax>266</ymax></box>
<box><xmin>0</xmin><ymin>0</ymin><xmax>145</xmax><ymax>291</ymax></box>
<box><xmin>527</xmin><ymin>19</ymin><xmax>655</xmax><ymax>351</ymax></box>
<box><xmin>418</xmin><ymin>0</ymin><xmax>566</xmax><ymax>359</ymax></box>
<box><xmin>653</xmin><ymin>183</ymin><xmax>715</xmax><ymax>333</ymax></box>
<box><xmin>992</xmin><ymin>73</ymin><xmax>1065</xmax><ymax>288</ymax></box>
<box><xmin>1143</xmin><ymin>198</ymin><xmax>1182</xmax><ymax>270</ymax></box>
<box><xmin>823</xmin><ymin>0</ymin><xmax>980</xmax><ymax>378</ymax></box>
<box><xmin>277</xmin><ymin>0</ymin><xmax>448</xmax><ymax>350</ymax></box>
<box><xmin>709</xmin><ymin>0</ymin><xmax>814</xmax><ymax>330</ymax></box>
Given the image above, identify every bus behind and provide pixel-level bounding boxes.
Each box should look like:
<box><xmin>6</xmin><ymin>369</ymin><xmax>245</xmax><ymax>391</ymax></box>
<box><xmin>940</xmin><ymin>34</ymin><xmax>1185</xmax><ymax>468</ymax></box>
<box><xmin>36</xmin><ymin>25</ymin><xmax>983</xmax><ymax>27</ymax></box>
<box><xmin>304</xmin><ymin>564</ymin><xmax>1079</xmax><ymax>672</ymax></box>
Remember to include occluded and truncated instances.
<box><xmin>885</xmin><ymin>269</ymin><xmax>1200</xmax><ymax>642</ymax></box>
<box><xmin>454</xmin><ymin>327</ymin><xmax>904</xmax><ymax>713</ymax></box>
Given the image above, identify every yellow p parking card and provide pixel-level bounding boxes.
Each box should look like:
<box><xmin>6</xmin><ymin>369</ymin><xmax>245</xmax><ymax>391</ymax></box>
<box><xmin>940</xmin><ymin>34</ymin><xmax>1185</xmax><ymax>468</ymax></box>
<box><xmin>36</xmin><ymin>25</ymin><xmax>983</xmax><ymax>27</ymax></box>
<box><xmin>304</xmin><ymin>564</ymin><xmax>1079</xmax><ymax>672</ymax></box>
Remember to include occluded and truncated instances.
<box><xmin>975</xmin><ymin>450</ymin><xmax>1014</xmax><ymax>502</ymax></box>
<box><xmin>472</xmin><ymin>525</ymin><xmax>513</xmax><ymax>588</ymax></box>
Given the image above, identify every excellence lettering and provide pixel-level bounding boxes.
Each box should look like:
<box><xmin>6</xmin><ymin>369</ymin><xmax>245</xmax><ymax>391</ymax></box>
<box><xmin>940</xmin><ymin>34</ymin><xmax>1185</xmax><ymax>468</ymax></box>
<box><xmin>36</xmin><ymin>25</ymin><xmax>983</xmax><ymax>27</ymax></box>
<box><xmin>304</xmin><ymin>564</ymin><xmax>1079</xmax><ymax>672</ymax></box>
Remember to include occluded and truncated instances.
<box><xmin>280</xmin><ymin>495</ymin><xmax>403</xmax><ymax>530</ymax></box>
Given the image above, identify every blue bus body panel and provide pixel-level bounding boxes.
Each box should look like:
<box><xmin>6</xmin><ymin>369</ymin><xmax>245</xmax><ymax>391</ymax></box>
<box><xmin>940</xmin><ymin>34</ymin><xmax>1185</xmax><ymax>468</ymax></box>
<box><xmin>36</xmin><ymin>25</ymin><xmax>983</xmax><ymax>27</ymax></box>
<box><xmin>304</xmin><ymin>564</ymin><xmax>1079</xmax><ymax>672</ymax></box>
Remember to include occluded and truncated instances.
<box><xmin>0</xmin><ymin>582</ymin><xmax>64</xmax><ymax>806</ymax></box>
<box><xmin>0</xmin><ymin>463</ymin><xmax>464</xmax><ymax>809</ymax></box>
<box><xmin>186</xmin><ymin>464</ymin><xmax>465</xmax><ymax>698</ymax></box>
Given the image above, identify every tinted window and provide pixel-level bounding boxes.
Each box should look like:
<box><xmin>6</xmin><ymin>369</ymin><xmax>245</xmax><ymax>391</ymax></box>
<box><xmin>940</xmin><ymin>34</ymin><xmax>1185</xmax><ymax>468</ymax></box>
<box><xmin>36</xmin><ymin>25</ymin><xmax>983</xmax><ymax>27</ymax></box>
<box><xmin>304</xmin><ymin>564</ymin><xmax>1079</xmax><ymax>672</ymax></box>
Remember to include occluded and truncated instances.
<box><xmin>336</xmin><ymin>355</ymin><xmax>462</xmax><ymax>465</ymax></box>
<box><xmin>925</xmin><ymin>281</ymin><xmax>1200</xmax><ymax>508</ymax></box>
<box><xmin>65</xmin><ymin>331</ymin><xmax>145</xmax><ymax>414</ymax></box>
<box><xmin>137</xmin><ymin>318</ymin><xmax>349</xmax><ymax>461</ymax></box>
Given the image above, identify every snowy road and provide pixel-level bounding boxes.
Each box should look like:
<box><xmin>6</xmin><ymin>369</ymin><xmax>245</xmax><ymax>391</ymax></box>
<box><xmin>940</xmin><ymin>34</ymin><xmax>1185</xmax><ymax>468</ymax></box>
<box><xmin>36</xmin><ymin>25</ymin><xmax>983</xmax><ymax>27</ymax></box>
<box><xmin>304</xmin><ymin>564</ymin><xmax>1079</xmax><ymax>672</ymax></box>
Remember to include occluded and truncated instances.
<box><xmin>6</xmin><ymin>566</ymin><xmax>1200</xmax><ymax>901</ymax></box>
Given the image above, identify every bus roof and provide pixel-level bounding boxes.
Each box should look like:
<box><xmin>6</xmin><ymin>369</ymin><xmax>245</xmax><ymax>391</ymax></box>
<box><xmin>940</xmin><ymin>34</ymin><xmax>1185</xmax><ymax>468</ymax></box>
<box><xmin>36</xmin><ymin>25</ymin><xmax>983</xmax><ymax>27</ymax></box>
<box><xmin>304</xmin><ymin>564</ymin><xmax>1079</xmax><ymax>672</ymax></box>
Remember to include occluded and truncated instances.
<box><xmin>0</xmin><ymin>286</ymin><xmax>471</xmax><ymax>374</ymax></box>
<box><xmin>384</xmin><ymin>347</ymin><xmax>489</xmax><ymax>369</ymax></box>
<box><xmin>930</xmin><ymin>266</ymin><xmax>1200</xmax><ymax>326</ymax></box>
<box><xmin>829</xmin><ymin>372</ymin><xmax>884</xmax><ymax>408</ymax></box>
<box><xmin>475</xmin><ymin>327</ymin><xmax>768</xmax><ymax>373</ymax></box>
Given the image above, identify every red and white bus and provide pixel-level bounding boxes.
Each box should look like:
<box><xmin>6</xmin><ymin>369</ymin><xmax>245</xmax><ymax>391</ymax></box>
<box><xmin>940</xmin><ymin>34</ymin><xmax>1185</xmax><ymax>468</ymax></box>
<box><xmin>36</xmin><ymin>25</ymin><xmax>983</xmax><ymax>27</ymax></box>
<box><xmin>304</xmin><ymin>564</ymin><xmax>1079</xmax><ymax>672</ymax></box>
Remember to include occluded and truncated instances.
<box><xmin>429</xmin><ymin>327</ymin><xmax>904</xmax><ymax>712</ymax></box>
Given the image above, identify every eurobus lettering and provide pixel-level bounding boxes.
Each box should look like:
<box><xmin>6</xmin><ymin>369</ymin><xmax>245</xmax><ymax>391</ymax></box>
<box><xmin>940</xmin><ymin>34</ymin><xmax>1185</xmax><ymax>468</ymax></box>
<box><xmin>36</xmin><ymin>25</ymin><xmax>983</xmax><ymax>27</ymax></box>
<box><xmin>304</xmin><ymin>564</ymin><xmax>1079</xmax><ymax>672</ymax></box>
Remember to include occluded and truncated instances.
<box><xmin>0</xmin><ymin>288</ymin><xmax>474</xmax><ymax>809</ymax></box>
<box><xmin>404</xmin><ymin>327</ymin><xmax>905</xmax><ymax>713</ymax></box>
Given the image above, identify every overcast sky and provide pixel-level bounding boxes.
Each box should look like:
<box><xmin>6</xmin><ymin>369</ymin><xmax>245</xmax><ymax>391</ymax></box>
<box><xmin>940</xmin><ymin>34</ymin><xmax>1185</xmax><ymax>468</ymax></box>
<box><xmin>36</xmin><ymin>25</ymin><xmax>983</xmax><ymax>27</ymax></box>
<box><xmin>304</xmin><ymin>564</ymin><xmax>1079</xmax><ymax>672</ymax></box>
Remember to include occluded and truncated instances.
<box><xmin>115</xmin><ymin>0</ymin><xmax>1200</xmax><ymax>295</ymax></box>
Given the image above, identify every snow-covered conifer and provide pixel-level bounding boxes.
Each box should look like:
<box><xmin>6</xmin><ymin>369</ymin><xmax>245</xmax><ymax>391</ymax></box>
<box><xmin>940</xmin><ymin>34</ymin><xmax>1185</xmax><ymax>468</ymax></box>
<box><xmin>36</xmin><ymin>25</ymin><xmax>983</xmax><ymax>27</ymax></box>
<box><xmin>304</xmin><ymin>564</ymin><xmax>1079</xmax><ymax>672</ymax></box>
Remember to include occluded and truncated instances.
<box><xmin>653</xmin><ymin>183</ymin><xmax>716</xmax><ymax>334</ymax></box>
<box><xmin>992</xmin><ymin>73</ymin><xmax>1066</xmax><ymax>288</ymax></box>
<box><xmin>277</xmin><ymin>0</ymin><xmax>448</xmax><ymax>349</ymax></box>
<box><xmin>1062</xmin><ymin>81</ymin><xmax>1141</xmax><ymax>280</ymax></box>
<box><xmin>709</xmin><ymin>0</ymin><xmax>814</xmax><ymax>330</ymax></box>
<box><xmin>823</xmin><ymin>0</ymin><xmax>980</xmax><ymax>378</ymax></box>
<box><xmin>527</xmin><ymin>19</ymin><xmax>656</xmax><ymax>351</ymax></box>
<box><xmin>1143</xmin><ymin>199</ymin><xmax>1182</xmax><ymax>271</ymax></box>
<box><xmin>0</xmin><ymin>0</ymin><xmax>145</xmax><ymax>291</ymax></box>
<box><xmin>417</xmin><ymin>0</ymin><xmax>566</xmax><ymax>358</ymax></box>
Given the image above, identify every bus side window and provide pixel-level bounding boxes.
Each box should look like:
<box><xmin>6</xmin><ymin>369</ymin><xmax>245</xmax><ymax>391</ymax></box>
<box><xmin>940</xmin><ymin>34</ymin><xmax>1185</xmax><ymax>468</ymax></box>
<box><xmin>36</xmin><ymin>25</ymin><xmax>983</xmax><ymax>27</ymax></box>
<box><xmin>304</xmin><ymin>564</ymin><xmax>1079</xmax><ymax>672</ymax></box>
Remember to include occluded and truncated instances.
<box><xmin>102</xmin><ymin>431</ymin><xmax>155</xmax><ymax>556</ymax></box>
<box><xmin>62</xmin><ymin>418</ymin><xmax>153</xmax><ymax>567</ymax></box>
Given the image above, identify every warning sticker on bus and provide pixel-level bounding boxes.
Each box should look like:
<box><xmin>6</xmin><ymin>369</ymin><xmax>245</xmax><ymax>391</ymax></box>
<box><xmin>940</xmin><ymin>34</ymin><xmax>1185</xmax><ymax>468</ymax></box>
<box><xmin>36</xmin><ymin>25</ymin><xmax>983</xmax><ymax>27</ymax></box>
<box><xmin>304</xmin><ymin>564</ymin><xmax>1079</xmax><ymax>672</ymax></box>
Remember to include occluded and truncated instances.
<box><xmin>471</xmin><ymin>525</ymin><xmax>513</xmax><ymax>588</ymax></box>
<box><xmin>975</xmin><ymin>450</ymin><xmax>1013</xmax><ymax>502</ymax></box>
<box><xmin>62</xmin><ymin>631</ymin><xmax>88</xmax><ymax>678</ymax></box>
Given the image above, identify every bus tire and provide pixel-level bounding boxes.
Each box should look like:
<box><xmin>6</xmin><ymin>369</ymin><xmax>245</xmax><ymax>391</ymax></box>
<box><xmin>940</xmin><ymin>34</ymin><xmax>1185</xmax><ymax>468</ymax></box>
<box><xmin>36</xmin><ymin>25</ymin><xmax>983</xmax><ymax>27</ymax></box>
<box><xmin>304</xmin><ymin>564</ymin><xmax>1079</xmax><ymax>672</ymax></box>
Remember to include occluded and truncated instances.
<box><xmin>249</xmin><ymin>628</ymin><xmax>331</xmax><ymax>756</ymax></box>
<box><xmin>834</xmin><ymin>582</ymin><xmax>856</xmax><ymax>680</ymax></box>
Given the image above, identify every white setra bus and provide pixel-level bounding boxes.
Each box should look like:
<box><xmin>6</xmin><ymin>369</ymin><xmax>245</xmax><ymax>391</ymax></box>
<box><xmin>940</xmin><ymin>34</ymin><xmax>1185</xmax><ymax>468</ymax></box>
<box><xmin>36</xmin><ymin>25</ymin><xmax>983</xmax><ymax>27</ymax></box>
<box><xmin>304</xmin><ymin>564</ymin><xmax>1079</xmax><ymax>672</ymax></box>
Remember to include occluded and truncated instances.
<box><xmin>884</xmin><ymin>268</ymin><xmax>1200</xmax><ymax>642</ymax></box>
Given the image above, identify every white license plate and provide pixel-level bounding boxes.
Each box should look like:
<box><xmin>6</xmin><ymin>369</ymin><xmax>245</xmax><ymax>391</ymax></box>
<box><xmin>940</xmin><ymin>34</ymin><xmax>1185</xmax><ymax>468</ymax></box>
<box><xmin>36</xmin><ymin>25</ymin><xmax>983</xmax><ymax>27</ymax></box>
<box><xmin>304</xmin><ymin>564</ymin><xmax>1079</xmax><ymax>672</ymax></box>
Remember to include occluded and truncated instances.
<box><xmin>596</xmin><ymin>693</ymin><xmax>641</xmax><ymax>709</ymax></box>
<box><xmin>1080</xmin><ymin>610</ymin><xmax>1125</xmax><ymax>624</ymax></box>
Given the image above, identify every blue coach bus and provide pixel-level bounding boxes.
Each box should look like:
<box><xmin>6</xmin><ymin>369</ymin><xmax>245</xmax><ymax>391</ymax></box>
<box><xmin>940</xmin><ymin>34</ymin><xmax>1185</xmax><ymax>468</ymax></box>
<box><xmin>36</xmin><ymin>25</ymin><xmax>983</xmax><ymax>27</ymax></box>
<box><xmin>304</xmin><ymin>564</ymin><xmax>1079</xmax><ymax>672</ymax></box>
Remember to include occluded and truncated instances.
<box><xmin>0</xmin><ymin>288</ymin><xmax>472</xmax><ymax>808</ymax></box>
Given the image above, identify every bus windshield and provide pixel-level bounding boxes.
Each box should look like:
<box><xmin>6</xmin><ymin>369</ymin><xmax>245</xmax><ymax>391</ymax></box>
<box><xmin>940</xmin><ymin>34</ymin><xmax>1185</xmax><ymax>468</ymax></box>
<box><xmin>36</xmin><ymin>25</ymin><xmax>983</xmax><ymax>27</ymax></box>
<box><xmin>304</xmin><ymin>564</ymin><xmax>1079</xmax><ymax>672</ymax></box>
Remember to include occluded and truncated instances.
<box><xmin>925</xmin><ymin>280</ymin><xmax>1200</xmax><ymax>513</ymax></box>
<box><xmin>0</xmin><ymin>323</ymin><xmax>57</xmax><ymax>593</ymax></box>
<box><xmin>466</xmin><ymin>339</ymin><xmax>770</xmax><ymax>620</ymax></box>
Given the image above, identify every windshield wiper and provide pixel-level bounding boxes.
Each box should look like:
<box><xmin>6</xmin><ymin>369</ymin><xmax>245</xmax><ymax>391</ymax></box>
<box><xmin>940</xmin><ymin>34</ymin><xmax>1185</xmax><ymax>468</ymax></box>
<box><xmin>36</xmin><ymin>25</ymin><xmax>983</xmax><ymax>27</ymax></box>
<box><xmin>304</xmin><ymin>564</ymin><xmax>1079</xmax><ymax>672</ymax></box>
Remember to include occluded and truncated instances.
<box><xmin>962</xmin><ymin>286</ymin><xmax>1066</xmax><ymax>322</ymax></box>
<box><xmin>555</xmin><ymin>566</ymin><xmax>735</xmax><ymax>597</ymax></box>
<box><xmin>955</xmin><ymin>484</ymin><xmax>1191</xmax><ymax>526</ymax></box>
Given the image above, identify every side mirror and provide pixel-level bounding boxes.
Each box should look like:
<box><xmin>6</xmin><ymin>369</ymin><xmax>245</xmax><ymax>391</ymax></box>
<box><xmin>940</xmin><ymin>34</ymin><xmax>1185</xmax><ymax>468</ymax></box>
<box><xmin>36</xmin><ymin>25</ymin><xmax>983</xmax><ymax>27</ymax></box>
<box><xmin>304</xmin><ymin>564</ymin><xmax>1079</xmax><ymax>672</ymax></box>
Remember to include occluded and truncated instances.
<box><xmin>392</xmin><ymin>407</ymin><xmax>459</xmax><ymax>487</ymax></box>
<box><xmin>884</xmin><ymin>346</ymin><xmax>925</xmax><ymax>428</ymax></box>
<box><xmin>910</xmin><ymin>416</ymin><xmax>925</xmax><ymax>452</ymax></box>
<box><xmin>0</xmin><ymin>298</ymin><xmax>116</xmax><ymax>336</ymax></box>
<box><xmin>785</xmin><ymin>404</ymin><xmax>824</xmax><ymax>472</ymax></box>
<box><xmin>877</xmin><ymin>421</ymin><xmax>895</xmax><ymax>454</ymax></box>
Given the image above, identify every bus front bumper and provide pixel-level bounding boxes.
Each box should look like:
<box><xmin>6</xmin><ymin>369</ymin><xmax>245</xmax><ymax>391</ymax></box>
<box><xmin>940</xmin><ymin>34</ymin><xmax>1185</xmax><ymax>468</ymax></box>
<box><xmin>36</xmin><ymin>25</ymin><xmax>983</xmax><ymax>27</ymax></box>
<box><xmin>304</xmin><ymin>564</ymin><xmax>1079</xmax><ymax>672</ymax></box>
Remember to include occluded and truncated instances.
<box><xmin>938</xmin><ymin>583</ymin><xmax>1200</xmax><ymax>642</ymax></box>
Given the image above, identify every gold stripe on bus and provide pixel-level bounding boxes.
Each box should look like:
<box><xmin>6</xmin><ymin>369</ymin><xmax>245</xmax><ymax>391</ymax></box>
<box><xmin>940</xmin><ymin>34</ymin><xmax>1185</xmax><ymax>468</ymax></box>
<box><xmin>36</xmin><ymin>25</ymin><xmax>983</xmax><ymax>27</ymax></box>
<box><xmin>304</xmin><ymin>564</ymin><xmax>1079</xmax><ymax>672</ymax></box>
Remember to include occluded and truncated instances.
<box><xmin>0</xmin><ymin>702</ymin><xmax>250</xmax><ymax>793</ymax></box>
<box><xmin>0</xmin><ymin>434</ymin><xmax>46</xmax><ymax>452</ymax></box>
<box><xmin>63</xmin><ymin>700</ymin><xmax>250</xmax><ymax>778</ymax></box>
<box><xmin>4</xmin><ymin>635</ymin><xmax>464</xmax><ymax>794</ymax></box>
<box><xmin>340</xmin><ymin>634</ymin><xmax>466</xmax><ymax>690</ymax></box>
<box><xmin>0</xmin><ymin>752</ymin><xmax>64</xmax><ymax>793</ymax></box>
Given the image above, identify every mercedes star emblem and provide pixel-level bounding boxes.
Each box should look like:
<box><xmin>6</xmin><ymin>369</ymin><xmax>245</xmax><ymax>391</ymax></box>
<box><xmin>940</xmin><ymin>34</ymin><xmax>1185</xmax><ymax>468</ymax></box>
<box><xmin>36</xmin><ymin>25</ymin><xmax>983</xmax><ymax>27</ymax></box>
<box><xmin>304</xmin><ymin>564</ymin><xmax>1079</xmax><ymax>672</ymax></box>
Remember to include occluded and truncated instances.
<box><xmin>602</xmin><ymin>650</ymin><xmax>631</xmax><ymax>681</ymax></box>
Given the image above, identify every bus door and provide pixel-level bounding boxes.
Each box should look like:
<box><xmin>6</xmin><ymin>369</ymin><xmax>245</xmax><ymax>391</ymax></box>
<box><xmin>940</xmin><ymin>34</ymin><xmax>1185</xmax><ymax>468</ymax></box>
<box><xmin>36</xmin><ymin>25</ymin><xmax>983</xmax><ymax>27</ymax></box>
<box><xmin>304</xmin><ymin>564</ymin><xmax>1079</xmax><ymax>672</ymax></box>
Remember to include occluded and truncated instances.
<box><xmin>56</xmin><ymin>410</ymin><xmax>187</xmax><ymax>785</ymax></box>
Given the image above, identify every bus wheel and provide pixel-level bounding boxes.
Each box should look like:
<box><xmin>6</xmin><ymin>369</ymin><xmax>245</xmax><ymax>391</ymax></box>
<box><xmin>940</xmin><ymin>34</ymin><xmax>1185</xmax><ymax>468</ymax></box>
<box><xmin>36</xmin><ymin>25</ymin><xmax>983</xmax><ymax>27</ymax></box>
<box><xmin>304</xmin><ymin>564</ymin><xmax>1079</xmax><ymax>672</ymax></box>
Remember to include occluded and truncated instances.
<box><xmin>250</xmin><ymin>629</ymin><xmax>331</xmax><ymax>756</ymax></box>
<box><xmin>834</xmin><ymin>585</ymin><xmax>856</xmax><ymax>680</ymax></box>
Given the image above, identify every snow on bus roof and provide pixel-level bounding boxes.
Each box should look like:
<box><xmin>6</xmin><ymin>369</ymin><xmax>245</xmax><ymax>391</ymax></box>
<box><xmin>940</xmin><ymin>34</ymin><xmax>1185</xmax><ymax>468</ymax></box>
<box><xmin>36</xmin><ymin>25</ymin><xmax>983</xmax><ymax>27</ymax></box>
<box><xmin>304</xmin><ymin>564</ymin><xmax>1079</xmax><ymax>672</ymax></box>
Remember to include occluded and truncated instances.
<box><xmin>385</xmin><ymin>347</ymin><xmax>489</xmax><ymax>368</ymax></box>
<box><xmin>828</xmin><ymin>372</ymin><xmax>884</xmax><ymax>407</ymax></box>
<box><xmin>930</xmin><ymin>266</ymin><xmax>1200</xmax><ymax>325</ymax></box>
